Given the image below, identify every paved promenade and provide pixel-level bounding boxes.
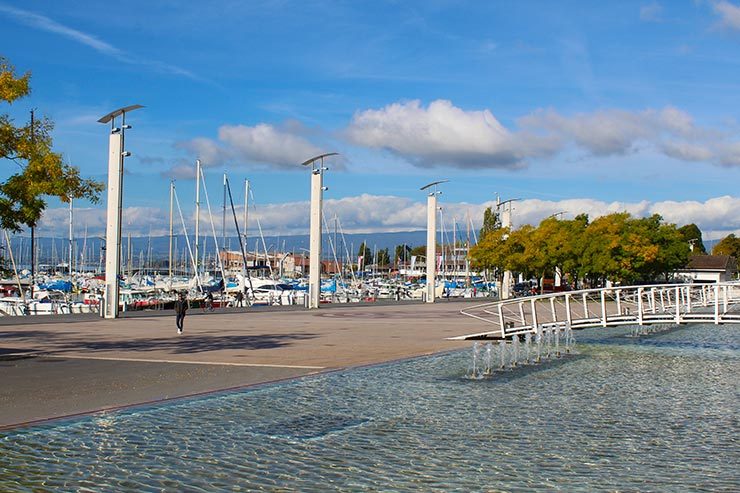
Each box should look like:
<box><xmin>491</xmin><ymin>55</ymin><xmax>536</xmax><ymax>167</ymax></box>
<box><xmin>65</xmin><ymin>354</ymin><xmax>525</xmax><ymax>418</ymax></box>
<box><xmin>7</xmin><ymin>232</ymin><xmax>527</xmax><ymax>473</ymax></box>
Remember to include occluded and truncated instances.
<box><xmin>0</xmin><ymin>300</ymin><xmax>480</xmax><ymax>429</ymax></box>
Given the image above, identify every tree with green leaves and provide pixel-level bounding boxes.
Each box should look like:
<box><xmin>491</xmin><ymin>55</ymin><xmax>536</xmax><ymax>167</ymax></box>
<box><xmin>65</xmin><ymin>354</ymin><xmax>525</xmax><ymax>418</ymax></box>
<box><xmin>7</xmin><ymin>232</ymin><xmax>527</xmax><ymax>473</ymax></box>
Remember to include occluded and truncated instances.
<box><xmin>678</xmin><ymin>223</ymin><xmax>706</xmax><ymax>254</ymax></box>
<box><xmin>376</xmin><ymin>248</ymin><xmax>391</xmax><ymax>267</ymax></box>
<box><xmin>357</xmin><ymin>242</ymin><xmax>373</xmax><ymax>268</ymax></box>
<box><xmin>1</xmin><ymin>57</ymin><xmax>103</xmax><ymax>232</ymax></box>
<box><xmin>410</xmin><ymin>245</ymin><xmax>426</xmax><ymax>257</ymax></box>
<box><xmin>479</xmin><ymin>206</ymin><xmax>501</xmax><ymax>239</ymax></box>
<box><xmin>394</xmin><ymin>244</ymin><xmax>412</xmax><ymax>265</ymax></box>
<box><xmin>712</xmin><ymin>234</ymin><xmax>740</xmax><ymax>259</ymax></box>
<box><xmin>471</xmin><ymin>211</ymin><xmax>691</xmax><ymax>287</ymax></box>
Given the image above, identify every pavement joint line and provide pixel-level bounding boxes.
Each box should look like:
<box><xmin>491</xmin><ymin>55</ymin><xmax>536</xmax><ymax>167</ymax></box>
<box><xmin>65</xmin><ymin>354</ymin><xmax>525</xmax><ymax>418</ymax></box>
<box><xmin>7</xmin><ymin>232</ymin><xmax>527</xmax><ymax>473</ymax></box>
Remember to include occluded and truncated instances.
<box><xmin>42</xmin><ymin>354</ymin><xmax>325</xmax><ymax>370</ymax></box>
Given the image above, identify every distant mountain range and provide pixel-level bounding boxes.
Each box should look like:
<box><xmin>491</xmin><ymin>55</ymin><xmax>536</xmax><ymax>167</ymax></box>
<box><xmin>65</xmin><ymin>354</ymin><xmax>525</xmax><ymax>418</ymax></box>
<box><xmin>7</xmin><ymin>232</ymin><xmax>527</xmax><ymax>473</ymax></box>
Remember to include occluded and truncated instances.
<box><xmin>5</xmin><ymin>230</ymin><xmax>717</xmax><ymax>267</ymax></box>
<box><xmin>6</xmin><ymin>230</ymin><xmax>434</xmax><ymax>265</ymax></box>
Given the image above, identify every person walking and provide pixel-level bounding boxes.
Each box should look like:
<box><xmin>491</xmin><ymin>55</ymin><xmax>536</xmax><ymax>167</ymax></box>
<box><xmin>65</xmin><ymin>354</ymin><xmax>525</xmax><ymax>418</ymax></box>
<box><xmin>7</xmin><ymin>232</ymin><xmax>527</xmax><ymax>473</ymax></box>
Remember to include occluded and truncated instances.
<box><xmin>235</xmin><ymin>290</ymin><xmax>244</xmax><ymax>307</ymax></box>
<box><xmin>175</xmin><ymin>292</ymin><xmax>188</xmax><ymax>334</ymax></box>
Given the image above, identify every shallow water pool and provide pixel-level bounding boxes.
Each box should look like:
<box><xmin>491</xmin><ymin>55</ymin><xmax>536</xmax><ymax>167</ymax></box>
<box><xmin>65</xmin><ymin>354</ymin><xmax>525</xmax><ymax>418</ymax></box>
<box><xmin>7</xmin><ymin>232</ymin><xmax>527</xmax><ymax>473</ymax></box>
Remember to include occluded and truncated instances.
<box><xmin>1</xmin><ymin>324</ymin><xmax>738</xmax><ymax>491</ymax></box>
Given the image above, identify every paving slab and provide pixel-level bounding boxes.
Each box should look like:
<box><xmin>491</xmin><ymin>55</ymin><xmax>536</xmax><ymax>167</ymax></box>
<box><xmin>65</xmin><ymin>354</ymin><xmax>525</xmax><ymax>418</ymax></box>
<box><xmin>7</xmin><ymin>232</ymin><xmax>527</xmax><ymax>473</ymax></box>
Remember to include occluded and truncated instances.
<box><xmin>0</xmin><ymin>300</ymin><xmax>481</xmax><ymax>428</ymax></box>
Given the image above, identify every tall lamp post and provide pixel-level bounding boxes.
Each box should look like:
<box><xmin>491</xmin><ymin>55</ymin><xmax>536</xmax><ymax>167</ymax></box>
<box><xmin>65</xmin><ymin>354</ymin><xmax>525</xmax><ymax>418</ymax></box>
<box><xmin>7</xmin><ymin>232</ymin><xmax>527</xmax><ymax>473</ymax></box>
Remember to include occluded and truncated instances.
<box><xmin>301</xmin><ymin>152</ymin><xmax>337</xmax><ymax>309</ymax></box>
<box><xmin>97</xmin><ymin>104</ymin><xmax>143</xmax><ymax>318</ymax></box>
<box><xmin>497</xmin><ymin>197</ymin><xmax>520</xmax><ymax>300</ymax></box>
<box><xmin>420</xmin><ymin>180</ymin><xmax>448</xmax><ymax>303</ymax></box>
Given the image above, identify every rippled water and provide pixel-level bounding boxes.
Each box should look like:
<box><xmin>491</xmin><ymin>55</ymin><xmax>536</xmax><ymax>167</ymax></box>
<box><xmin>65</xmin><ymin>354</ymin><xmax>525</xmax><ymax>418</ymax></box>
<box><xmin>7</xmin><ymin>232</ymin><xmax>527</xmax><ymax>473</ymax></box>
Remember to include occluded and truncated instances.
<box><xmin>1</xmin><ymin>324</ymin><xmax>738</xmax><ymax>492</ymax></box>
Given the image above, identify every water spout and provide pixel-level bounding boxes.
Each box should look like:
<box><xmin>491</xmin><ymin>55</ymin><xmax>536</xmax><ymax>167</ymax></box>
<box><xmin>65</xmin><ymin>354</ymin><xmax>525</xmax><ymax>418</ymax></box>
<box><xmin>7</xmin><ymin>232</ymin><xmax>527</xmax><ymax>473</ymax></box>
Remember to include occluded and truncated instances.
<box><xmin>471</xmin><ymin>342</ymin><xmax>481</xmax><ymax>378</ymax></box>
<box><xmin>524</xmin><ymin>332</ymin><xmax>532</xmax><ymax>364</ymax></box>
<box><xmin>511</xmin><ymin>335</ymin><xmax>520</xmax><ymax>367</ymax></box>
<box><xmin>499</xmin><ymin>340</ymin><xmax>508</xmax><ymax>369</ymax></box>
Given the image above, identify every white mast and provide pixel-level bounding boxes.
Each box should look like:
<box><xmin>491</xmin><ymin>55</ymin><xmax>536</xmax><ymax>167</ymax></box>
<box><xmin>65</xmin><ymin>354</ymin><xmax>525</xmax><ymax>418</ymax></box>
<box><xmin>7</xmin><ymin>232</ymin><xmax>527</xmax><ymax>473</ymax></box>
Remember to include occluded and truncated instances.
<box><xmin>243</xmin><ymin>179</ymin><xmax>249</xmax><ymax>249</ymax></box>
<box><xmin>68</xmin><ymin>198</ymin><xmax>73</xmax><ymax>277</ymax></box>
<box><xmin>169</xmin><ymin>180</ymin><xmax>174</xmax><ymax>279</ymax></box>
<box><xmin>194</xmin><ymin>159</ymin><xmax>201</xmax><ymax>280</ymax></box>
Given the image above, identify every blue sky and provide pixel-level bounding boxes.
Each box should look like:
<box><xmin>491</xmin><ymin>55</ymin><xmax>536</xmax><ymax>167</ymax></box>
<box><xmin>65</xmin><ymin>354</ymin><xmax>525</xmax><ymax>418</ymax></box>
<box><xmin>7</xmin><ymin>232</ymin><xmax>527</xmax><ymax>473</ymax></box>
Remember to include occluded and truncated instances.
<box><xmin>1</xmin><ymin>0</ymin><xmax>740</xmax><ymax>241</ymax></box>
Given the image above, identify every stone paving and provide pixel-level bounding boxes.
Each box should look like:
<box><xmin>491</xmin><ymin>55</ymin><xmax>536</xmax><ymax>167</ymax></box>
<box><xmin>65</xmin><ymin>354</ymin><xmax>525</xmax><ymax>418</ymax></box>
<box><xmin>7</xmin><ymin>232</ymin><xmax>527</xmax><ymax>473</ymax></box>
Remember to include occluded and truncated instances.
<box><xmin>0</xmin><ymin>300</ymin><xmax>482</xmax><ymax>428</ymax></box>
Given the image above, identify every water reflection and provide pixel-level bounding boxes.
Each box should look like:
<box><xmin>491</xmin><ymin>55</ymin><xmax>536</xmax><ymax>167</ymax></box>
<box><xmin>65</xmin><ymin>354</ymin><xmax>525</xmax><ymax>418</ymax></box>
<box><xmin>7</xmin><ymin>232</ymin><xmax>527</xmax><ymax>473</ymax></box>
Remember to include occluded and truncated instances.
<box><xmin>1</xmin><ymin>324</ymin><xmax>738</xmax><ymax>492</ymax></box>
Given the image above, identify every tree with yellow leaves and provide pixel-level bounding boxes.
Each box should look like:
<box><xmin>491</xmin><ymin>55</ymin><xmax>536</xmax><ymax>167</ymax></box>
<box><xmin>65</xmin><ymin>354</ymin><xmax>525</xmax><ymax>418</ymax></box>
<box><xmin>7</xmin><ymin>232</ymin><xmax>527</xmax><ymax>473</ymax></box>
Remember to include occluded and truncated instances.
<box><xmin>0</xmin><ymin>56</ymin><xmax>103</xmax><ymax>232</ymax></box>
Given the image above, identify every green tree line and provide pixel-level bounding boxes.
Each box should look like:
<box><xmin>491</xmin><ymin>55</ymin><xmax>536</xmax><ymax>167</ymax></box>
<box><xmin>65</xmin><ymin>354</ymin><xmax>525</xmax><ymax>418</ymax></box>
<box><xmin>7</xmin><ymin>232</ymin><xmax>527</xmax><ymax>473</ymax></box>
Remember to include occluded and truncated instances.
<box><xmin>470</xmin><ymin>212</ymin><xmax>700</xmax><ymax>288</ymax></box>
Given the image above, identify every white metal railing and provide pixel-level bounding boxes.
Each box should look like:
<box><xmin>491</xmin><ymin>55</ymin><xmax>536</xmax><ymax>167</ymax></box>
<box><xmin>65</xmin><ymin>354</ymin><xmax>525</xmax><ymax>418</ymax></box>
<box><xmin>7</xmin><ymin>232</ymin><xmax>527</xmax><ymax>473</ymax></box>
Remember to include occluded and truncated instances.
<box><xmin>452</xmin><ymin>282</ymin><xmax>740</xmax><ymax>340</ymax></box>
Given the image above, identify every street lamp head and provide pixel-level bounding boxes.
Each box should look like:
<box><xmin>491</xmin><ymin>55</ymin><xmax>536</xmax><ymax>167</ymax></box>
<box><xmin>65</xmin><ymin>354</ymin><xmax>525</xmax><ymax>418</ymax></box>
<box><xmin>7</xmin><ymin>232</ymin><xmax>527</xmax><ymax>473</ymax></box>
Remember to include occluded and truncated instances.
<box><xmin>301</xmin><ymin>152</ymin><xmax>339</xmax><ymax>170</ymax></box>
<box><xmin>97</xmin><ymin>104</ymin><xmax>144</xmax><ymax>124</ymax></box>
<box><xmin>420</xmin><ymin>179</ymin><xmax>449</xmax><ymax>192</ymax></box>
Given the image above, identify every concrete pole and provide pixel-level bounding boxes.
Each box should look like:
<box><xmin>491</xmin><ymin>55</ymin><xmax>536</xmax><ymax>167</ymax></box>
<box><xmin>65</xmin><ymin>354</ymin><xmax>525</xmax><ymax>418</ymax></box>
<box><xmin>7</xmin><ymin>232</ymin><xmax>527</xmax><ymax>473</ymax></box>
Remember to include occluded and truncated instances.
<box><xmin>426</xmin><ymin>193</ymin><xmax>437</xmax><ymax>303</ymax></box>
<box><xmin>501</xmin><ymin>201</ymin><xmax>512</xmax><ymax>300</ymax></box>
<box><xmin>104</xmin><ymin>131</ymin><xmax>123</xmax><ymax>318</ymax></box>
<box><xmin>308</xmin><ymin>170</ymin><xmax>323</xmax><ymax>309</ymax></box>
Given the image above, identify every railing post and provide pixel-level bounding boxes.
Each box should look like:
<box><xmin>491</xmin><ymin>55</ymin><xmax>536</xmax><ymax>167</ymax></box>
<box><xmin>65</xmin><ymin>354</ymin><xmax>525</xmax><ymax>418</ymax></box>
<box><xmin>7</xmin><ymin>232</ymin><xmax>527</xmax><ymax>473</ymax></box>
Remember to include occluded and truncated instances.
<box><xmin>519</xmin><ymin>302</ymin><xmax>526</xmax><ymax>326</ymax></box>
<box><xmin>565</xmin><ymin>293</ymin><xmax>572</xmax><ymax>327</ymax></box>
<box><xmin>637</xmin><ymin>287</ymin><xmax>644</xmax><ymax>325</ymax></box>
<box><xmin>600</xmin><ymin>289</ymin><xmax>607</xmax><ymax>327</ymax></box>
<box><xmin>714</xmin><ymin>284</ymin><xmax>720</xmax><ymax>325</ymax></box>
<box><xmin>550</xmin><ymin>297</ymin><xmax>557</xmax><ymax>323</ymax></box>
<box><xmin>660</xmin><ymin>289</ymin><xmax>665</xmax><ymax>312</ymax></box>
<box><xmin>530</xmin><ymin>298</ymin><xmax>538</xmax><ymax>330</ymax></box>
<box><xmin>723</xmin><ymin>285</ymin><xmax>728</xmax><ymax>315</ymax></box>
<box><xmin>674</xmin><ymin>286</ymin><xmax>681</xmax><ymax>324</ymax></box>
<box><xmin>582</xmin><ymin>292</ymin><xmax>589</xmax><ymax>319</ymax></box>
<box><xmin>616</xmin><ymin>289</ymin><xmax>621</xmax><ymax>315</ymax></box>
<box><xmin>685</xmin><ymin>286</ymin><xmax>691</xmax><ymax>314</ymax></box>
<box><xmin>650</xmin><ymin>288</ymin><xmax>656</xmax><ymax>314</ymax></box>
<box><xmin>498</xmin><ymin>303</ymin><xmax>506</xmax><ymax>338</ymax></box>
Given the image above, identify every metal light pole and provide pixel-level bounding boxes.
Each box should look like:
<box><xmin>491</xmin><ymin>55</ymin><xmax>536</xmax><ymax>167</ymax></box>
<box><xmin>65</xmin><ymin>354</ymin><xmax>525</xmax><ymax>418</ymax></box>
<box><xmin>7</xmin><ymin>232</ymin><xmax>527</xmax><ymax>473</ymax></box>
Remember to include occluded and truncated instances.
<box><xmin>302</xmin><ymin>153</ymin><xmax>337</xmax><ymax>309</ymax></box>
<box><xmin>420</xmin><ymin>180</ymin><xmax>448</xmax><ymax>303</ymax></box>
<box><xmin>97</xmin><ymin>104</ymin><xmax>143</xmax><ymax>319</ymax></box>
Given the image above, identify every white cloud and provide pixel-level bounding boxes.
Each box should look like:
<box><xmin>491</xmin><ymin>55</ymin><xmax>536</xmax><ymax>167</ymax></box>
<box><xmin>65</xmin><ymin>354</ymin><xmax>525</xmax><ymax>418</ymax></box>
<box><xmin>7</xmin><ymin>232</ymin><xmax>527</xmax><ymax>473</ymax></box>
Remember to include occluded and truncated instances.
<box><xmin>219</xmin><ymin>124</ymin><xmax>323</xmax><ymax>168</ymax></box>
<box><xmin>344</xmin><ymin>99</ymin><xmax>740</xmax><ymax>169</ymax></box>
<box><xmin>345</xmin><ymin>99</ymin><xmax>559</xmax><ymax>169</ymax></box>
<box><xmin>661</xmin><ymin>141</ymin><xmax>714</xmax><ymax>162</ymax></box>
<box><xmin>34</xmin><ymin>195</ymin><xmax>740</xmax><ymax>245</ymax></box>
<box><xmin>712</xmin><ymin>1</ymin><xmax>740</xmax><ymax>31</ymax></box>
<box><xmin>519</xmin><ymin>106</ymin><xmax>700</xmax><ymax>156</ymax></box>
<box><xmin>173</xmin><ymin>123</ymin><xmax>325</xmax><ymax>171</ymax></box>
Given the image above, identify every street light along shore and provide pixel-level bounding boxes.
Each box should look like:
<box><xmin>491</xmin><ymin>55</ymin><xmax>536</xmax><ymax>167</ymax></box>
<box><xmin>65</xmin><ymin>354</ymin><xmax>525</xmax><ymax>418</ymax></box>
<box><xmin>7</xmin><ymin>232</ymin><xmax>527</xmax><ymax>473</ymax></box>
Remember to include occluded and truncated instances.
<box><xmin>302</xmin><ymin>153</ymin><xmax>338</xmax><ymax>309</ymax></box>
<box><xmin>420</xmin><ymin>180</ymin><xmax>448</xmax><ymax>303</ymax></box>
<box><xmin>98</xmin><ymin>104</ymin><xmax>144</xmax><ymax>319</ymax></box>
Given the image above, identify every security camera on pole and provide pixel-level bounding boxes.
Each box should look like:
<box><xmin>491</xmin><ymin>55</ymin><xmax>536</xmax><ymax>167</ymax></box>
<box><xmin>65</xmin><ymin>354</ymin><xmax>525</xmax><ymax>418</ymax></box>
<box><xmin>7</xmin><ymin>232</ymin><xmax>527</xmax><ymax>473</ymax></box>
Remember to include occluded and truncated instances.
<box><xmin>301</xmin><ymin>153</ymin><xmax>338</xmax><ymax>309</ymax></box>
<box><xmin>420</xmin><ymin>180</ymin><xmax>448</xmax><ymax>303</ymax></box>
<box><xmin>97</xmin><ymin>105</ymin><xmax>143</xmax><ymax>319</ymax></box>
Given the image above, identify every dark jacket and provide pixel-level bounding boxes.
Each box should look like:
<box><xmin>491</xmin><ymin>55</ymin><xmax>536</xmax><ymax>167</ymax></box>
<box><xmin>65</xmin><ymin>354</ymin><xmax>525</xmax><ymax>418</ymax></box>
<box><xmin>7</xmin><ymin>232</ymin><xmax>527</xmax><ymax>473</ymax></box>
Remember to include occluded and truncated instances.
<box><xmin>175</xmin><ymin>298</ymin><xmax>188</xmax><ymax>315</ymax></box>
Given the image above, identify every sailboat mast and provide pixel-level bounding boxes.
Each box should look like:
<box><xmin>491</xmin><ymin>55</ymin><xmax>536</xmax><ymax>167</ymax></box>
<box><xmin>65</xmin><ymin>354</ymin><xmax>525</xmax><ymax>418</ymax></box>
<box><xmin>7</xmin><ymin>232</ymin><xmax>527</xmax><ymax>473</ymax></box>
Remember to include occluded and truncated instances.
<box><xmin>194</xmin><ymin>159</ymin><xmax>201</xmax><ymax>279</ymax></box>
<box><xmin>68</xmin><ymin>198</ymin><xmax>73</xmax><ymax>277</ymax></box>
<box><xmin>222</xmin><ymin>173</ymin><xmax>227</xmax><ymax>254</ymax></box>
<box><xmin>169</xmin><ymin>180</ymin><xmax>174</xmax><ymax>279</ymax></box>
<box><xmin>243</xmin><ymin>179</ymin><xmax>249</xmax><ymax>251</ymax></box>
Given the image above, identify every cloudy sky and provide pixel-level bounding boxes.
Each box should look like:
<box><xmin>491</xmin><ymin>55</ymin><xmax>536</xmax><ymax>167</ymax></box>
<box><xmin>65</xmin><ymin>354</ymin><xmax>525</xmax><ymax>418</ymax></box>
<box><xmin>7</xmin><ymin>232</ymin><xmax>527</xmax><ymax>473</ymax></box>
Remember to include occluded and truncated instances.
<box><xmin>1</xmin><ymin>0</ymin><xmax>740</xmax><ymax>241</ymax></box>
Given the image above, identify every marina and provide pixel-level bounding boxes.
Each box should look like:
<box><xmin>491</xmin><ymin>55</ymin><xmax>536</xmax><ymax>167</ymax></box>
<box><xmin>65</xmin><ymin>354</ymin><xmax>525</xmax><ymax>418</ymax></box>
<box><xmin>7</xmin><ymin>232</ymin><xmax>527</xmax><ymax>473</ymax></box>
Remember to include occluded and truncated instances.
<box><xmin>2</xmin><ymin>1</ymin><xmax>740</xmax><ymax>490</ymax></box>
